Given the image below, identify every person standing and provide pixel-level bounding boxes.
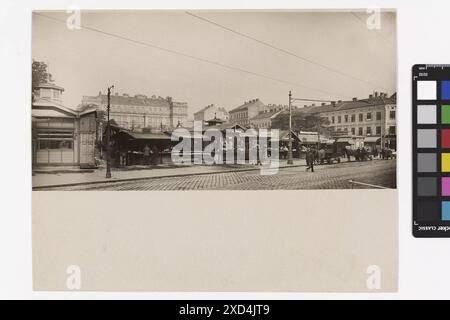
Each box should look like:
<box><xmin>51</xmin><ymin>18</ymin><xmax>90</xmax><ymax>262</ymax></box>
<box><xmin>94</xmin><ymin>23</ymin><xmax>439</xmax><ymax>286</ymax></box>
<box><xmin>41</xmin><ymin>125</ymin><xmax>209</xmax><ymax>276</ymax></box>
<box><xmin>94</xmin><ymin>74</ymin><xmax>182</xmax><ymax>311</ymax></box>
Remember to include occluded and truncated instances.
<box><xmin>143</xmin><ymin>145</ymin><xmax>151</xmax><ymax>165</ymax></box>
<box><xmin>306</xmin><ymin>148</ymin><xmax>315</xmax><ymax>172</ymax></box>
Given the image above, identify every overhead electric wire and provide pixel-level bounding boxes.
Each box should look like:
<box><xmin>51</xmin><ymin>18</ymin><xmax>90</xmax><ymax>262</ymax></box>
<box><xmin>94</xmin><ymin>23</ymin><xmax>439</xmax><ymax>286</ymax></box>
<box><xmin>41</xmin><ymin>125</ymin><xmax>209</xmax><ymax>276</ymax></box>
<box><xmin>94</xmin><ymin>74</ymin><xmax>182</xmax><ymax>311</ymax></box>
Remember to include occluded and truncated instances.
<box><xmin>34</xmin><ymin>12</ymin><xmax>350</xmax><ymax>100</ymax></box>
<box><xmin>185</xmin><ymin>11</ymin><xmax>389</xmax><ymax>92</ymax></box>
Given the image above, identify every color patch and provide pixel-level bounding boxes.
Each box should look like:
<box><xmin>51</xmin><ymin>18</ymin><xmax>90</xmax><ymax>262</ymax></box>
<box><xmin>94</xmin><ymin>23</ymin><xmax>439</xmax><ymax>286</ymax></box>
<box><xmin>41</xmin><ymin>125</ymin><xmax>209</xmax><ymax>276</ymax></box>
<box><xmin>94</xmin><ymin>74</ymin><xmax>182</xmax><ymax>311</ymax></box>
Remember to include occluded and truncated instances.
<box><xmin>441</xmin><ymin>105</ymin><xmax>450</xmax><ymax>124</ymax></box>
<box><xmin>442</xmin><ymin>177</ymin><xmax>450</xmax><ymax>196</ymax></box>
<box><xmin>417</xmin><ymin>177</ymin><xmax>437</xmax><ymax>196</ymax></box>
<box><xmin>442</xmin><ymin>80</ymin><xmax>450</xmax><ymax>100</ymax></box>
<box><xmin>442</xmin><ymin>202</ymin><xmax>450</xmax><ymax>221</ymax></box>
<box><xmin>417</xmin><ymin>153</ymin><xmax>436</xmax><ymax>172</ymax></box>
<box><xmin>442</xmin><ymin>129</ymin><xmax>450</xmax><ymax>148</ymax></box>
<box><xmin>417</xmin><ymin>105</ymin><xmax>436</xmax><ymax>124</ymax></box>
<box><xmin>417</xmin><ymin>200</ymin><xmax>441</xmax><ymax>221</ymax></box>
<box><xmin>417</xmin><ymin>129</ymin><xmax>436</xmax><ymax>148</ymax></box>
<box><xmin>417</xmin><ymin>80</ymin><xmax>437</xmax><ymax>100</ymax></box>
<box><xmin>442</xmin><ymin>153</ymin><xmax>450</xmax><ymax>172</ymax></box>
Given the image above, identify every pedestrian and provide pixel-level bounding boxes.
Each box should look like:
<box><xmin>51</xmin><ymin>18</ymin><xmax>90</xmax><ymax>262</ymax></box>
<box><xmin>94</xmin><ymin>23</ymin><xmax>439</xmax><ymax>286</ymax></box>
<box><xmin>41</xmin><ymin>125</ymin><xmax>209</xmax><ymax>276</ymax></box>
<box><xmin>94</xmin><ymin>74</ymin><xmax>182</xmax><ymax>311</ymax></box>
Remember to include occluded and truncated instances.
<box><xmin>318</xmin><ymin>148</ymin><xmax>325</xmax><ymax>164</ymax></box>
<box><xmin>361</xmin><ymin>147</ymin><xmax>367</xmax><ymax>161</ymax></box>
<box><xmin>306</xmin><ymin>148</ymin><xmax>315</xmax><ymax>172</ymax></box>
<box><xmin>143</xmin><ymin>145</ymin><xmax>151</xmax><ymax>165</ymax></box>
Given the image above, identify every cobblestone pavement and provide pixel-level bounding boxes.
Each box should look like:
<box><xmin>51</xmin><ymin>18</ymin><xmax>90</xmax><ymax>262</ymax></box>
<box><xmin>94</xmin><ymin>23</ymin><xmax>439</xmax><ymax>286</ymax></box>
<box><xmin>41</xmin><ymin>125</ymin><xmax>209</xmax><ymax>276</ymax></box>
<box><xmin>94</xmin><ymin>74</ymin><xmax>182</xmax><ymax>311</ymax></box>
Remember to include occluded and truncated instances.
<box><xmin>42</xmin><ymin>159</ymin><xmax>396</xmax><ymax>191</ymax></box>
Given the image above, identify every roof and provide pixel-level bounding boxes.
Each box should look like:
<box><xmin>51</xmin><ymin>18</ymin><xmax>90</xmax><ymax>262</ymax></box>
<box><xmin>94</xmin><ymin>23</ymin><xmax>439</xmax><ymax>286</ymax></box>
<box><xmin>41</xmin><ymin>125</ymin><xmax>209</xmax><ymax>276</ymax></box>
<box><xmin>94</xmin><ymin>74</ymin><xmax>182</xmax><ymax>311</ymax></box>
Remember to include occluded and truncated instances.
<box><xmin>299</xmin><ymin>93</ymin><xmax>397</xmax><ymax>115</ymax></box>
<box><xmin>279</xmin><ymin>130</ymin><xmax>301</xmax><ymax>141</ymax></box>
<box><xmin>250</xmin><ymin>109</ymin><xmax>282</xmax><ymax>121</ymax></box>
<box><xmin>205</xmin><ymin>123</ymin><xmax>246</xmax><ymax>131</ymax></box>
<box><xmin>84</xmin><ymin>94</ymin><xmax>187</xmax><ymax>109</ymax></box>
<box><xmin>229</xmin><ymin>99</ymin><xmax>265</xmax><ymax>113</ymax></box>
<box><xmin>33</xmin><ymin>97</ymin><xmax>96</xmax><ymax>118</ymax></box>
<box><xmin>364</xmin><ymin>136</ymin><xmax>382</xmax><ymax>143</ymax></box>
<box><xmin>121</xmin><ymin>131</ymin><xmax>172</xmax><ymax>140</ymax></box>
<box><xmin>32</xmin><ymin>108</ymin><xmax>74</xmax><ymax>118</ymax></box>
<box><xmin>34</xmin><ymin>82</ymin><xmax>64</xmax><ymax>91</ymax></box>
<box><xmin>194</xmin><ymin>104</ymin><xmax>229</xmax><ymax>115</ymax></box>
<box><xmin>335</xmin><ymin>137</ymin><xmax>355</xmax><ymax>144</ymax></box>
<box><xmin>33</xmin><ymin>98</ymin><xmax>78</xmax><ymax>116</ymax></box>
<box><xmin>298</xmin><ymin>131</ymin><xmax>320</xmax><ymax>143</ymax></box>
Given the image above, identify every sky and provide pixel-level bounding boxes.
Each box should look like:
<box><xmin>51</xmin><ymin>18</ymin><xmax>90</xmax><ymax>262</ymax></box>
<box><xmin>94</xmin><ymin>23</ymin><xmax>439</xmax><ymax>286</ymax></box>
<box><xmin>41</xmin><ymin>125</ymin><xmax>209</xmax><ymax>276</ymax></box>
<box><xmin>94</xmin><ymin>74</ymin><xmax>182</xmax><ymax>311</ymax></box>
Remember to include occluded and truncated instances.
<box><xmin>32</xmin><ymin>10</ymin><xmax>396</xmax><ymax>116</ymax></box>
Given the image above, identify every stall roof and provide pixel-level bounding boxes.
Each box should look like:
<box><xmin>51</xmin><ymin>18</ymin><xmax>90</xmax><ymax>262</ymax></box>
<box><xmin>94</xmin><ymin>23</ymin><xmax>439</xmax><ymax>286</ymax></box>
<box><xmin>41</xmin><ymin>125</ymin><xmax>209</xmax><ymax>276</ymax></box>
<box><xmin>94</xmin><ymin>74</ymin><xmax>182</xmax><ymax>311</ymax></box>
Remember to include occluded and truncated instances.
<box><xmin>205</xmin><ymin>123</ymin><xmax>246</xmax><ymax>131</ymax></box>
<box><xmin>298</xmin><ymin>132</ymin><xmax>319</xmax><ymax>143</ymax></box>
<box><xmin>32</xmin><ymin>108</ymin><xmax>75</xmax><ymax>118</ymax></box>
<box><xmin>364</xmin><ymin>136</ymin><xmax>382</xmax><ymax>143</ymax></box>
<box><xmin>335</xmin><ymin>137</ymin><xmax>355</xmax><ymax>144</ymax></box>
<box><xmin>123</xmin><ymin>131</ymin><xmax>172</xmax><ymax>140</ymax></box>
<box><xmin>280</xmin><ymin>130</ymin><xmax>301</xmax><ymax>142</ymax></box>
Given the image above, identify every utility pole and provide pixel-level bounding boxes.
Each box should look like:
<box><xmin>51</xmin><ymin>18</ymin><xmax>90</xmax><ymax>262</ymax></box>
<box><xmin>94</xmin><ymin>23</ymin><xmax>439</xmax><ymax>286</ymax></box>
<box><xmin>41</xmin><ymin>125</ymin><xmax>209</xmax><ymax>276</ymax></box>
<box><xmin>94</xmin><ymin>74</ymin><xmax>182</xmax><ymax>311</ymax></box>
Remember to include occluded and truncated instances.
<box><xmin>287</xmin><ymin>92</ymin><xmax>335</xmax><ymax>165</ymax></box>
<box><xmin>287</xmin><ymin>91</ymin><xmax>293</xmax><ymax>165</ymax></box>
<box><xmin>106</xmin><ymin>85</ymin><xmax>114</xmax><ymax>178</ymax></box>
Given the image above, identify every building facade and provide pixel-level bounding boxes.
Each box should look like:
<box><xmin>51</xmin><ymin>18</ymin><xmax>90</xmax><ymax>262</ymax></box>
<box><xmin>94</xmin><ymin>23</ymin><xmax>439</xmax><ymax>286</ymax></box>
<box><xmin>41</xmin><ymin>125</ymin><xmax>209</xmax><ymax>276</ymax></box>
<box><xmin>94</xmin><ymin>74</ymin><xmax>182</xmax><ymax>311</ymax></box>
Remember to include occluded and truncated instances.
<box><xmin>81</xmin><ymin>92</ymin><xmax>188</xmax><ymax>132</ymax></box>
<box><xmin>194</xmin><ymin>104</ymin><xmax>229</xmax><ymax>122</ymax></box>
<box><xmin>229</xmin><ymin>98</ymin><xmax>266</xmax><ymax>127</ymax></box>
<box><xmin>32</xmin><ymin>83</ymin><xmax>98</xmax><ymax>168</ymax></box>
<box><xmin>303</xmin><ymin>92</ymin><xmax>397</xmax><ymax>149</ymax></box>
<box><xmin>249</xmin><ymin>104</ymin><xmax>289</xmax><ymax>129</ymax></box>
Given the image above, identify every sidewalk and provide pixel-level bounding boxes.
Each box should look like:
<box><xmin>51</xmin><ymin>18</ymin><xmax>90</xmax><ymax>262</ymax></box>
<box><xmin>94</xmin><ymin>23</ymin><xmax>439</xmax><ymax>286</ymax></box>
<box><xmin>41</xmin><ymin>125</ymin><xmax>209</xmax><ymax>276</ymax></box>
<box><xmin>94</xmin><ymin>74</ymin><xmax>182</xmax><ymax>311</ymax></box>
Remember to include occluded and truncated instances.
<box><xmin>32</xmin><ymin>159</ymin><xmax>309</xmax><ymax>188</ymax></box>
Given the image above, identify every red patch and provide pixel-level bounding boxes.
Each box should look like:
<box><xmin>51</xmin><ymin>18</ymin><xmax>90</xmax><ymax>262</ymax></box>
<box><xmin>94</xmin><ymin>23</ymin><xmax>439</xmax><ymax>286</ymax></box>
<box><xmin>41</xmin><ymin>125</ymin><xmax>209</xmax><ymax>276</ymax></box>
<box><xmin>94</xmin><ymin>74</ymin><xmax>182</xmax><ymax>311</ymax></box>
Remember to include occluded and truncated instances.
<box><xmin>442</xmin><ymin>129</ymin><xmax>450</xmax><ymax>148</ymax></box>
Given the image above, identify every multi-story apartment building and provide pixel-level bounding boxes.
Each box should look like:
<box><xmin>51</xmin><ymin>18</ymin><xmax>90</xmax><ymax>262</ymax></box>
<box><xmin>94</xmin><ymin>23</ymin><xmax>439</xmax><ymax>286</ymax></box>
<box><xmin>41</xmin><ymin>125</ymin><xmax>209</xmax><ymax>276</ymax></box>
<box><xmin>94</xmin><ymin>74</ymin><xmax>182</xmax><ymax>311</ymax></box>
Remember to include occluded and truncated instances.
<box><xmin>81</xmin><ymin>92</ymin><xmax>188</xmax><ymax>131</ymax></box>
<box><xmin>229</xmin><ymin>98</ymin><xmax>266</xmax><ymax>127</ymax></box>
<box><xmin>194</xmin><ymin>104</ymin><xmax>229</xmax><ymax>122</ymax></box>
<box><xmin>303</xmin><ymin>91</ymin><xmax>397</xmax><ymax>148</ymax></box>
<box><xmin>249</xmin><ymin>104</ymin><xmax>289</xmax><ymax>129</ymax></box>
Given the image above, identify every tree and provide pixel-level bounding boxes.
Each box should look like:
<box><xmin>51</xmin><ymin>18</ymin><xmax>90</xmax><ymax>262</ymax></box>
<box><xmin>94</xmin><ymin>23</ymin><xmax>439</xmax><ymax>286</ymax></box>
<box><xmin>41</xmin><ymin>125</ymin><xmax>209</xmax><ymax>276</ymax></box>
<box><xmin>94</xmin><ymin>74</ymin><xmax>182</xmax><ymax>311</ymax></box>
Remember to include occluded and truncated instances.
<box><xmin>32</xmin><ymin>60</ymin><xmax>52</xmax><ymax>102</ymax></box>
<box><xmin>272</xmin><ymin>110</ymin><xmax>330</xmax><ymax>134</ymax></box>
<box><xmin>32</xmin><ymin>60</ymin><xmax>51</xmax><ymax>88</ymax></box>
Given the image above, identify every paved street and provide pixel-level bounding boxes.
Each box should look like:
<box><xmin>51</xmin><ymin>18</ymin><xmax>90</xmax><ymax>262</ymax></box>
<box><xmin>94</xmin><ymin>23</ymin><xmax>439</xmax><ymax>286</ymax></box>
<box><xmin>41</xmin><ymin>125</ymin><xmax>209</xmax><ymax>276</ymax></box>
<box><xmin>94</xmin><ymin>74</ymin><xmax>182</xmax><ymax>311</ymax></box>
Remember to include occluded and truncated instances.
<box><xmin>40</xmin><ymin>159</ymin><xmax>396</xmax><ymax>191</ymax></box>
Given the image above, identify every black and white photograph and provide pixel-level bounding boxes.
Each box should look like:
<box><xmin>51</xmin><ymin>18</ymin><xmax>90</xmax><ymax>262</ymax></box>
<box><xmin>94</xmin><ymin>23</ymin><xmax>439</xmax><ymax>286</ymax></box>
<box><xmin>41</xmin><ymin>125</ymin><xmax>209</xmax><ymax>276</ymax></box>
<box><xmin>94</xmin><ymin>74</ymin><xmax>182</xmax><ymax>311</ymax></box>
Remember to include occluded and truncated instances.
<box><xmin>32</xmin><ymin>10</ymin><xmax>397</xmax><ymax>191</ymax></box>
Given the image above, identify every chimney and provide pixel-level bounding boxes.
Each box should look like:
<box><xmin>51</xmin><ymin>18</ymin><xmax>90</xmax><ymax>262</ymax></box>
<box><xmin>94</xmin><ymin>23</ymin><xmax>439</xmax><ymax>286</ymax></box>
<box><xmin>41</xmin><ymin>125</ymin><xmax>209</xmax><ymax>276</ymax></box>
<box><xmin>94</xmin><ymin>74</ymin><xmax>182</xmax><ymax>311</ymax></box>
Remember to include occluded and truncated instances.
<box><xmin>352</xmin><ymin>97</ymin><xmax>357</xmax><ymax>101</ymax></box>
<box><xmin>167</xmin><ymin>96</ymin><xmax>174</xmax><ymax>130</ymax></box>
<box><xmin>375</xmin><ymin>91</ymin><xmax>378</xmax><ymax>97</ymax></box>
<box><xmin>369</xmin><ymin>94</ymin><xmax>373</xmax><ymax>99</ymax></box>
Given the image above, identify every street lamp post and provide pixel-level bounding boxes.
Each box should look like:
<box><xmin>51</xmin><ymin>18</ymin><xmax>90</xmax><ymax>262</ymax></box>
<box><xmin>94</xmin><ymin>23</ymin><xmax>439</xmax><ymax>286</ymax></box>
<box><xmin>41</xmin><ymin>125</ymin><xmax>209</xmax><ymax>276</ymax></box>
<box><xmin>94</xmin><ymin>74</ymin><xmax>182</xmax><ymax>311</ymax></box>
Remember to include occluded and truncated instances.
<box><xmin>106</xmin><ymin>85</ymin><xmax>114</xmax><ymax>178</ymax></box>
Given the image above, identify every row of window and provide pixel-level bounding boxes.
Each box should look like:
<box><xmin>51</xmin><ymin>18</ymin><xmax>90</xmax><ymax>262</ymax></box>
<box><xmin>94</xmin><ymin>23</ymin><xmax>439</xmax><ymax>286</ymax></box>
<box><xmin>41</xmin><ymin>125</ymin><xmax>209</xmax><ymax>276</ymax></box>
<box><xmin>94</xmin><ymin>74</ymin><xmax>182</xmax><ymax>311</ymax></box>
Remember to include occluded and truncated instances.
<box><xmin>231</xmin><ymin>112</ymin><xmax>248</xmax><ymax>120</ymax></box>
<box><xmin>335</xmin><ymin>126</ymin><xmax>396</xmax><ymax>136</ymax></box>
<box><xmin>330</xmin><ymin>111</ymin><xmax>395</xmax><ymax>124</ymax></box>
<box><xmin>252</xmin><ymin>122</ymin><xmax>270</xmax><ymax>129</ymax></box>
<box><xmin>110</xmin><ymin>106</ymin><xmax>187</xmax><ymax>115</ymax></box>
<box><xmin>113</xmin><ymin>115</ymin><xmax>170</xmax><ymax>125</ymax></box>
<box><xmin>37</xmin><ymin>139</ymin><xmax>73</xmax><ymax>150</ymax></box>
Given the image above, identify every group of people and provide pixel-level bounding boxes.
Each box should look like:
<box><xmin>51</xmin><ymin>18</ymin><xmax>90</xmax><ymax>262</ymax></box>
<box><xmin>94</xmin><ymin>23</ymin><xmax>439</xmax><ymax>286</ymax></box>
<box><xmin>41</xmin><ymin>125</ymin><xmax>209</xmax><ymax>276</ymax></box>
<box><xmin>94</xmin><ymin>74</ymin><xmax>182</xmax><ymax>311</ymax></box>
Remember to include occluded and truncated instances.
<box><xmin>353</xmin><ymin>147</ymin><xmax>371</xmax><ymax>162</ymax></box>
<box><xmin>143</xmin><ymin>145</ymin><xmax>161</xmax><ymax>165</ymax></box>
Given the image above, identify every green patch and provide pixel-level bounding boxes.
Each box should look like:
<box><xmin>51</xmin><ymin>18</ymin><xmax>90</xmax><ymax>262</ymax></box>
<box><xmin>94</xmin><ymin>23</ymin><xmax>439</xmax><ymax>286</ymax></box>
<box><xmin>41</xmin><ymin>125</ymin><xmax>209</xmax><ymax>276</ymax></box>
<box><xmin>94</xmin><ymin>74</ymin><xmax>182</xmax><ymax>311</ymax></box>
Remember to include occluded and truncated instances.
<box><xmin>442</xmin><ymin>105</ymin><xmax>450</xmax><ymax>124</ymax></box>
